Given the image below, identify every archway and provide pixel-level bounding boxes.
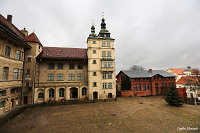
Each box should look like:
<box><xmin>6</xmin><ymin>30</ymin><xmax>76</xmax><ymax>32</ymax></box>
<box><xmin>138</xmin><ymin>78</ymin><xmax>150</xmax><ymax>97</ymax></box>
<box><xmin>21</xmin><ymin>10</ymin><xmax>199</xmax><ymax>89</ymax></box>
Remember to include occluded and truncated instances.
<box><xmin>93</xmin><ymin>91</ymin><xmax>98</xmax><ymax>100</ymax></box>
<box><xmin>70</xmin><ymin>87</ymin><xmax>78</xmax><ymax>98</ymax></box>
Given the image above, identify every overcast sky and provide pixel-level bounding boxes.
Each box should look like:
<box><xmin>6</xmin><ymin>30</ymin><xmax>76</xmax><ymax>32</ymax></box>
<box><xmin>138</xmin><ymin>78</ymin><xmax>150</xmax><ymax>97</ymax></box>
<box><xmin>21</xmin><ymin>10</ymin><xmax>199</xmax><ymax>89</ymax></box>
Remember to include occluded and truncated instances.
<box><xmin>1</xmin><ymin>0</ymin><xmax>200</xmax><ymax>73</ymax></box>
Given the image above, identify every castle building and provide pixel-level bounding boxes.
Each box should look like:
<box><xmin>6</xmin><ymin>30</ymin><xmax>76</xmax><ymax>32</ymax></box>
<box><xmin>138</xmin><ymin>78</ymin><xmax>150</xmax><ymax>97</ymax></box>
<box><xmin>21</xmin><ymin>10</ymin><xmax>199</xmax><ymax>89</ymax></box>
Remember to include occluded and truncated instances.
<box><xmin>0</xmin><ymin>14</ymin><xmax>116</xmax><ymax>115</ymax></box>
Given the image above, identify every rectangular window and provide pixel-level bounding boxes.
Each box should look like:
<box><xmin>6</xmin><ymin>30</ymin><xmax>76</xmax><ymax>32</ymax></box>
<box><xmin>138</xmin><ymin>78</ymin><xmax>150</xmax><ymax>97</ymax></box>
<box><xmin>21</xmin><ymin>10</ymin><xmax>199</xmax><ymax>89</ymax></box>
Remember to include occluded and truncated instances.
<box><xmin>107</xmin><ymin>41</ymin><xmax>110</xmax><ymax>47</ymax></box>
<box><xmin>27</xmin><ymin>57</ymin><xmax>31</xmax><ymax>62</ymax></box>
<box><xmin>134</xmin><ymin>84</ymin><xmax>137</xmax><ymax>91</ymax></box>
<box><xmin>0</xmin><ymin>101</ymin><xmax>5</xmax><ymax>108</ymax></box>
<box><xmin>137</xmin><ymin>84</ymin><xmax>141</xmax><ymax>91</ymax></box>
<box><xmin>78</xmin><ymin>65</ymin><xmax>83</xmax><ymax>69</ymax></box>
<box><xmin>102</xmin><ymin>51</ymin><xmax>106</xmax><ymax>57</ymax></box>
<box><xmin>108</xmin><ymin>83</ymin><xmax>112</xmax><ymax>88</ymax></box>
<box><xmin>108</xmin><ymin>73</ymin><xmax>112</xmax><ymax>79</ymax></box>
<box><xmin>14</xmin><ymin>68</ymin><xmax>19</xmax><ymax>80</ymax></box>
<box><xmin>102</xmin><ymin>41</ymin><xmax>106</xmax><ymax>47</ymax></box>
<box><xmin>108</xmin><ymin>62</ymin><xmax>112</xmax><ymax>68</ymax></box>
<box><xmin>93</xmin><ymin>82</ymin><xmax>97</xmax><ymax>87</ymax></box>
<box><xmin>93</xmin><ymin>72</ymin><xmax>97</xmax><ymax>76</ymax></box>
<box><xmin>5</xmin><ymin>46</ymin><xmax>11</xmax><ymax>57</ymax></box>
<box><xmin>48</xmin><ymin>63</ymin><xmax>55</xmax><ymax>69</ymax></box>
<box><xmin>103</xmin><ymin>83</ymin><xmax>107</xmax><ymax>89</ymax></box>
<box><xmin>69</xmin><ymin>64</ymin><xmax>75</xmax><ymax>69</ymax></box>
<box><xmin>57</xmin><ymin>74</ymin><xmax>63</xmax><ymax>81</ymax></box>
<box><xmin>93</xmin><ymin>60</ymin><xmax>97</xmax><ymax>64</ymax></box>
<box><xmin>93</xmin><ymin>50</ymin><xmax>96</xmax><ymax>54</ymax></box>
<box><xmin>92</xmin><ymin>41</ymin><xmax>96</xmax><ymax>44</ymax></box>
<box><xmin>3</xmin><ymin>67</ymin><xmax>9</xmax><ymax>80</ymax></box>
<box><xmin>107</xmin><ymin>51</ymin><xmax>111</xmax><ymax>57</ymax></box>
<box><xmin>147</xmin><ymin>84</ymin><xmax>149</xmax><ymax>90</ymax></box>
<box><xmin>48</xmin><ymin>74</ymin><xmax>54</xmax><ymax>81</ymax></box>
<box><xmin>16</xmin><ymin>50</ymin><xmax>21</xmax><ymax>60</ymax></box>
<box><xmin>69</xmin><ymin>74</ymin><xmax>75</xmax><ymax>81</ymax></box>
<box><xmin>143</xmin><ymin>84</ymin><xmax>146</xmax><ymax>91</ymax></box>
<box><xmin>58</xmin><ymin>63</ymin><xmax>63</xmax><ymax>69</ymax></box>
<box><xmin>103</xmin><ymin>62</ymin><xmax>107</xmax><ymax>68</ymax></box>
<box><xmin>102</xmin><ymin>73</ymin><xmax>106</xmax><ymax>79</ymax></box>
<box><xmin>78</xmin><ymin>73</ymin><xmax>83</xmax><ymax>80</ymax></box>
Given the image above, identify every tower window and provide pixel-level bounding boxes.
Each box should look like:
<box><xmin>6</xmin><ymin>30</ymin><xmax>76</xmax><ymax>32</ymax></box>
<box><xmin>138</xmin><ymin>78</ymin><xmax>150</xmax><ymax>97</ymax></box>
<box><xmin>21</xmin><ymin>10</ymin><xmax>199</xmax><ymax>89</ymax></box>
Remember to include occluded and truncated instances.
<box><xmin>93</xmin><ymin>60</ymin><xmax>97</xmax><ymax>64</ymax></box>
<box><xmin>93</xmin><ymin>50</ymin><xmax>96</xmax><ymax>54</ymax></box>
<box><xmin>93</xmin><ymin>72</ymin><xmax>97</xmax><ymax>76</ymax></box>
<box><xmin>92</xmin><ymin>41</ymin><xmax>96</xmax><ymax>44</ymax></box>
<box><xmin>107</xmin><ymin>51</ymin><xmax>111</xmax><ymax>57</ymax></box>
<box><xmin>102</xmin><ymin>41</ymin><xmax>106</xmax><ymax>47</ymax></box>
<box><xmin>102</xmin><ymin>73</ymin><xmax>106</xmax><ymax>79</ymax></box>
<box><xmin>107</xmin><ymin>41</ymin><xmax>111</xmax><ymax>47</ymax></box>
<box><xmin>102</xmin><ymin>51</ymin><xmax>106</xmax><ymax>57</ymax></box>
<box><xmin>93</xmin><ymin>82</ymin><xmax>97</xmax><ymax>87</ymax></box>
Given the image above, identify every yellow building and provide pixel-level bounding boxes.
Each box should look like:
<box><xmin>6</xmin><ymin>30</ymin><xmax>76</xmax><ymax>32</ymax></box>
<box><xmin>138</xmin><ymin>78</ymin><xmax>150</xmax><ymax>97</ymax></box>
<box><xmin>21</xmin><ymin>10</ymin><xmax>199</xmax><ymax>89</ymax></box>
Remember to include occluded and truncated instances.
<box><xmin>0</xmin><ymin>14</ymin><xmax>116</xmax><ymax>115</ymax></box>
<box><xmin>0</xmin><ymin>14</ymin><xmax>31</xmax><ymax>115</ymax></box>
<box><xmin>33</xmin><ymin>18</ymin><xmax>116</xmax><ymax>103</ymax></box>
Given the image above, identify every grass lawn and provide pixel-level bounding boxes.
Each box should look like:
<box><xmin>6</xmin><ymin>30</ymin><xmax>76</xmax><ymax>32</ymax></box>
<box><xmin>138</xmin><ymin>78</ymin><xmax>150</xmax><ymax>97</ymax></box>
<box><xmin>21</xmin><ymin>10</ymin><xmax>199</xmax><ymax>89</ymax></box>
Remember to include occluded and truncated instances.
<box><xmin>0</xmin><ymin>96</ymin><xmax>200</xmax><ymax>133</ymax></box>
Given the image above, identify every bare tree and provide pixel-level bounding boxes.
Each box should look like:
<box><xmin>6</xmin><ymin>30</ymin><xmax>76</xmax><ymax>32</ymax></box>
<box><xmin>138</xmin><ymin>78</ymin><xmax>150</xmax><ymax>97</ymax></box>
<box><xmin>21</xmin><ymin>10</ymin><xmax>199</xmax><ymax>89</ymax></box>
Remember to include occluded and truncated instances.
<box><xmin>185</xmin><ymin>68</ymin><xmax>200</xmax><ymax>105</ymax></box>
<box><xmin>130</xmin><ymin>65</ymin><xmax>145</xmax><ymax>71</ymax></box>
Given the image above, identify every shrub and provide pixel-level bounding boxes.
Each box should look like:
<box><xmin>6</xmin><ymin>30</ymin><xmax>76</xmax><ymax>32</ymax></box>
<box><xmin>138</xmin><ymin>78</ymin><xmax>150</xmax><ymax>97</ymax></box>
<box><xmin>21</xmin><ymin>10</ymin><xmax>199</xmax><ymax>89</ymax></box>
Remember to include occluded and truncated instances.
<box><xmin>165</xmin><ymin>87</ymin><xmax>183</xmax><ymax>106</ymax></box>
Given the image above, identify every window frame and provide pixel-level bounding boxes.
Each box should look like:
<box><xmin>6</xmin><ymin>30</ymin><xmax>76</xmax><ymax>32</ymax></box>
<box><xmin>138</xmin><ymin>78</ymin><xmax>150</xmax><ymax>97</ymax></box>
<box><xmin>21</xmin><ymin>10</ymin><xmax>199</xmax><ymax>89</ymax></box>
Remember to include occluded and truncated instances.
<box><xmin>48</xmin><ymin>74</ymin><xmax>54</xmax><ymax>81</ymax></box>
<box><xmin>57</xmin><ymin>74</ymin><xmax>63</xmax><ymax>81</ymax></box>
<box><xmin>48</xmin><ymin>63</ymin><xmax>55</xmax><ymax>69</ymax></box>
<box><xmin>14</xmin><ymin>68</ymin><xmax>19</xmax><ymax>80</ymax></box>
<box><xmin>69</xmin><ymin>74</ymin><xmax>75</xmax><ymax>81</ymax></box>
<box><xmin>16</xmin><ymin>50</ymin><xmax>21</xmax><ymax>60</ymax></box>
<box><xmin>69</xmin><ymin>64</ymin><xmax>75</xmax><ymax>69</ymax></box>
<box><xmin>58</xmin><ymin>63</ymin><xmax>63</xmax><ymax>70</ymax></box>
<box><xmin>3</xmin><ymin>67</ymin><xmax>9</xmax><ymax>80</ymax></box>
<box><xmin>59</xmin><ymin>88</ymin><xmax>65</xmax><ymax>97</ymax></box>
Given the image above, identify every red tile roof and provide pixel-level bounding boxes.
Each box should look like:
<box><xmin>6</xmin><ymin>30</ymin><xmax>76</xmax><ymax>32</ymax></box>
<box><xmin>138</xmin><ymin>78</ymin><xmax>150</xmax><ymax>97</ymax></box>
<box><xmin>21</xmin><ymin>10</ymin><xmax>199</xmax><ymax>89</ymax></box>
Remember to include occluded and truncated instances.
<box><xmin>37</xmin><ymin>47</ymin><xmax>87</xmax><ymax>59</ymax></box>
<box><xmin>168</xmin><ymin>68</ymin><xmax>185</xmax><ymax>75</ymax></box>
<box><xmin>25</xmin><ymin>32</ymin><xmax>42</xmax><ymax>45</ymax></box>
<box><xmin>0</xmin><ymin>14</ymin><xmax>25</xmax><ymax>39</ymax></box>
<box><xmin>177</xmin><ymin>76</ymin><xmax>198</xmax><ymax>84</ymax></box>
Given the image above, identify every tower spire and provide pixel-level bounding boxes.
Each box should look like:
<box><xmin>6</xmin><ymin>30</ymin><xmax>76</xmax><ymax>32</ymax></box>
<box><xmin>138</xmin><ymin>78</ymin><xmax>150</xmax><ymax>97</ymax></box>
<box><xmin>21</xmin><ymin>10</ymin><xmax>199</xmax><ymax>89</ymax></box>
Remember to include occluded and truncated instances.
<box><xmin>89</xmin><ymin>20</ymin><xmax>96</xmax><ymax>37</ymax></box>
<box><xmin>98</xmin><ymin>13</ymin><xmax>110</xmax><ymax>38</ymax></box>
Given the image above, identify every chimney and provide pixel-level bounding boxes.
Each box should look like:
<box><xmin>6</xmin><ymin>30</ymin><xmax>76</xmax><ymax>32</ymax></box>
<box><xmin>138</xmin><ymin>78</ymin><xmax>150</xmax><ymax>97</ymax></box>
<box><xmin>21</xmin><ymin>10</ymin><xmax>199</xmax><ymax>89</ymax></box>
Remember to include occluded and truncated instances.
<box><xmin>7</xmin><ymin>14</ymin><xmax>12</xmax><ymax>23</ymax></box>
<box><xmin>148</xmin><ymin>69</ymin><xmax>152</xmax><ymax>73</ymax></box>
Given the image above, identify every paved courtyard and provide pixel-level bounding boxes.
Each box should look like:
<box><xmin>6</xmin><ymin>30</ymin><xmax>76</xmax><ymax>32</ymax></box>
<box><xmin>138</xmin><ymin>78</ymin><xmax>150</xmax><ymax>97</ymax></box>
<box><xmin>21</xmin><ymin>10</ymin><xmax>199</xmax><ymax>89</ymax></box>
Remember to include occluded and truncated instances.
<box><xmin>0</xmin><ymin>96</ymin><xmax>200</xmax><ymax>133</ymax></box>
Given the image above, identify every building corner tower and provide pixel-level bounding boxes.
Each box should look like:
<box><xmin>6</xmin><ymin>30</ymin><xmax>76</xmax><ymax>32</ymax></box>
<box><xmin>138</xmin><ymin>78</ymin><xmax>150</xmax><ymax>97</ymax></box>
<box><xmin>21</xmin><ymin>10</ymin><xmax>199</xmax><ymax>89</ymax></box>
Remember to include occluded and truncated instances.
<box><xmin>87</xmin><ymin>17</ymin><xmax>116</xmax><ymax>100</ymax></box>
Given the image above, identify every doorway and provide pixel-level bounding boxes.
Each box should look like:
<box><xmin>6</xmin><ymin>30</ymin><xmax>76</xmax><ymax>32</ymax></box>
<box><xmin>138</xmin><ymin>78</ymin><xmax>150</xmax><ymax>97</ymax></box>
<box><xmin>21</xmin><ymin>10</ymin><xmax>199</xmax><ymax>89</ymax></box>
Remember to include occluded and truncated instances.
<box><xmin>93</xmin><ymin>92</ymin><xmax>98</xmax><ymax>100</ymax></box>
<box><xmin>24</xmin><ymin>96</ymin><xmax>28</xmax><ymax>104</ymax></box>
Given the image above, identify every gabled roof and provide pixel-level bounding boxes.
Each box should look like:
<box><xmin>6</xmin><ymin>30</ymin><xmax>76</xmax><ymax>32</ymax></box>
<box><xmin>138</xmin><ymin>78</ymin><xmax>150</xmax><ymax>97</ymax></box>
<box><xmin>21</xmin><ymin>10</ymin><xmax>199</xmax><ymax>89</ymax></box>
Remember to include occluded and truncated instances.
<box><xmin>167</xmin><ymin>68</ymin><xmax>185</xmax><ymax>75</ymax></box>
<box><xmin>0</xmin><ymin>14</ymin><xmax>25</xmax><ymax>39</ymax></box>
<box><xmin>37</xmin><ymin>47</ymin><xmax>87</xmax><ymax>59</ymax></box>
<box><xmin>25</xmin><ymin>32</ymin><xmax>42</xmax><ymax>46</ymax></box>
<box><xmin>119</xmin><ymin>70</ymin><xmax>175</xmax><ymax>78</ymax></box>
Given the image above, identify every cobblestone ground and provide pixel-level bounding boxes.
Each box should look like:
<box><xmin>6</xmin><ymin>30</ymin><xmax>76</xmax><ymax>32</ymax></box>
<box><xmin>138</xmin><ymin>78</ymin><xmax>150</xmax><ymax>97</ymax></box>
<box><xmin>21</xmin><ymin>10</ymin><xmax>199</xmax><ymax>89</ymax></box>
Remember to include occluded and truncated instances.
<box><xmin>0</xmin><ymin>96</ymin><xmax>200</xmax><ymax>133</ymax></box>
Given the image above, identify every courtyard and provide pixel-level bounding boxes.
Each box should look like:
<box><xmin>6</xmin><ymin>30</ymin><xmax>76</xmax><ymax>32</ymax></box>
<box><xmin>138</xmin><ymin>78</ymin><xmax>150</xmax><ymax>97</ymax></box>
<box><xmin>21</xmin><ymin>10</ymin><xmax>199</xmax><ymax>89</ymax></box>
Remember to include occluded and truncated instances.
<box><xmin>0</xmin><ymin>96</ymin><xmax>200</xmax><ymax>133</ymax></box>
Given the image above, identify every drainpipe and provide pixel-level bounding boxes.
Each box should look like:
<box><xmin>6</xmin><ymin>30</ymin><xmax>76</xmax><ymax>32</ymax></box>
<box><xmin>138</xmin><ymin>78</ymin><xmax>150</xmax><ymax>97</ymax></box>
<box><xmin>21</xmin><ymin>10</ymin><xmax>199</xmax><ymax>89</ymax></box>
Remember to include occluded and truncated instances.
<box><xmin>21</xmin><ymin>48</ymin><xmax>26</xmax><ymax>105</ymax></box>
<box><xmin>32</xmin><ymin>57</ymin><xmax>37</xmax><ymax>105</ymax></box>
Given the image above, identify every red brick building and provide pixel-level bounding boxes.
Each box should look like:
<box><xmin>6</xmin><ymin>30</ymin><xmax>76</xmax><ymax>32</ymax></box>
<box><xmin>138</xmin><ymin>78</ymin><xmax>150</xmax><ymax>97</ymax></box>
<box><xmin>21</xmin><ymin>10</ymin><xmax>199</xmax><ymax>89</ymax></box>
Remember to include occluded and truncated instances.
<box><xmin>116</xmin><ymin>69</ymin><xmax>176</xmax><ymax>97</ymax></box>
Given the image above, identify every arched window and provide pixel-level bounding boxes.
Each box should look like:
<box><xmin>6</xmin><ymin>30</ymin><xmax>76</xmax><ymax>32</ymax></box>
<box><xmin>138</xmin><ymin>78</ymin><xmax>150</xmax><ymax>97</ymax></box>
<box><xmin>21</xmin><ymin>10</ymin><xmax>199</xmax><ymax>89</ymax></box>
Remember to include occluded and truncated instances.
<box><xmin>82</xmin><ymin>88</ymin><xmax>87</xmax><ymax>96</ymax></box>
<box><xmin>59</xmin><ymin>88</ymin><xmax>64</xmax><ymax>97</ymax></box>
<box><xmin>3</xmin><ymin>67</ymin><xmax>9</xmax><ymax>80</ymax></box>
<box><xmin>38</xmin><ymin>93</ymin><xmax>44</xmax><ymax>98</ymax></box>
<box><xmin>49</xmin><ymin>89</ymin><xmax>54</xmax><ymax>98</ymax></box>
